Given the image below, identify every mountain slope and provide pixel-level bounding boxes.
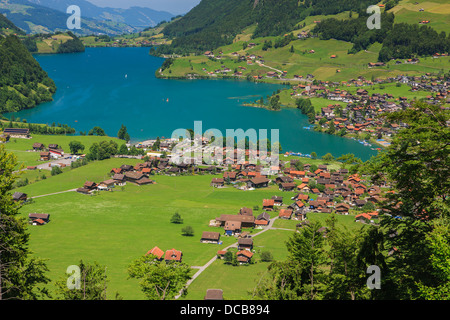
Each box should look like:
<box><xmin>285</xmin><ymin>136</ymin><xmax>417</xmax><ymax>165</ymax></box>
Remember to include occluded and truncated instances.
<box><xmin>27</xmin><ymin>0</ymin><xmax>174</xmax><ymax>29</ymax></box>
<box><xmin>157</xmin><ymin>0</ymin><xmax>380</xmax><ymax>53</ymax></box>
<box><xmin>0</xmin><ymin>0</ymin><xmax>136</xmax><ymax>35</ymax></box>
<box><xmin>0</xmin><ymin>33</ymin><xmax>56</xmax><ymax>113</ymax></box>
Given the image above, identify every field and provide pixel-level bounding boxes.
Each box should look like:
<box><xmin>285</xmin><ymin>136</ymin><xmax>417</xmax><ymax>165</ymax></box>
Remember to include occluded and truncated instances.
<box><xmin>3</xmin><ymin>133</ymin><xmax>124</xmax><ymax>169</ymax></box>
<box><xmin>7</xmin><ymin>135</ymin><xmax>366</xmax><ymax>300</ymax></box>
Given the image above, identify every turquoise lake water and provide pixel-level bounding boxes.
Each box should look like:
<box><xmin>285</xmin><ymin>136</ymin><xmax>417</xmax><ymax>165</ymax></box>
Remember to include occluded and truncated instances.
<box><xmin>12</xmin><ymin>47</ymin><xmax>378</xmax><ymax>161</ymax></box>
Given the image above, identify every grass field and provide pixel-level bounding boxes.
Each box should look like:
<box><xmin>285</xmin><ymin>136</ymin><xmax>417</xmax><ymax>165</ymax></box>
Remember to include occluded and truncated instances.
<box><xmin>11</xmin><ymin>149</ymin><xmax>364</xmax><ymax>300</ymax></box>
<box><xmin>3</xmin><ymin>133</ymin><xmax>124</xmax><ymax>169</ymax></box>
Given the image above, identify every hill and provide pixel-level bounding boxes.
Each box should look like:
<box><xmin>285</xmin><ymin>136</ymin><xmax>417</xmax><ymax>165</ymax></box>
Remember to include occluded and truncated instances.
<box><xmin>0</xmin><ymin>33</ymin><xmax>56</xmax><ymax>114</ymax></box>
<box><xmin>155</xmin><ymin>0</ymin><xmax>380</xmax><ymax>54</ymax></box>
<box><xmin>27</xmin><ymin>0</ymin><xmax>175</xmax><ymax>30</ymax></box>
<box><xmin>0</xmin><ymin>0</ymin><xmax>137</xmax><ymax>35</ymax></box>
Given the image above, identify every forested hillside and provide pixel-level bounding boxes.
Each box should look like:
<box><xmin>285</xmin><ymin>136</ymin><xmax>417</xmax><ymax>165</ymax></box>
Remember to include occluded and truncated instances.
<box><xmin>0</xmin><ymin>35</ymin><xmax>56</xmax><ymax>114</ymax></box>
<box><xmin>155</xmin><ymin>0</ymin><xmax>380</xmax><ymax>54</ymax></box>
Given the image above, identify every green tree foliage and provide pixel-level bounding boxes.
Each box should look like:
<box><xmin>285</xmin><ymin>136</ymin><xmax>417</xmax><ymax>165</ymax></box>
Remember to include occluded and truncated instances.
<box><xmin>181</xmin><ymin>225</ymin><xmax>194</xmax><ymax>237</ymax></box>
<box><xmin>170</xmin><ymin>212</ymin><xmax>183</xmax><ymax>224</ymax></box>
<box><xmin>68</xmin><ymin>141</ymin><xmax>85</xmax><ymax>155</ymax></box>
<box><xmin>86</xmin><ymin>140</ymin><xmax>119</xmax><ymax>161</ymax></box>
<box><xmin>127</xmin><ymin>254</ymin><xmax>191</xmax><ymax>300</ymax></box>
<box><xmin>117</xmin><ymin>124</ymin><xmax>130</xmax><ymax>141</ymax></box>
<box><xmin>0</xmin><ymin>35</ymin><xmax>56</xmax><ymax>114</ymax></box>
<box><xmin>359</xmin><ymin>101</ymin><xmax>449</xmax><ymax>299</ymax></box>
<box><xmin>296</xmin><ymin>98</ymin><xmax>315</xmax><ymax>124</ymax></box>
<box><xmin>56</xmin><ymin>32</ymin><xmax>85</xmax><ymax>54</ymax></box>
<box><xmin>54</xmin><ymin>260</ymin><xmax>118</xmax><ymax>300</ymax></box>
<box><xmin>88</xmin><ymin>126</ymin><xmax>106</xmax><ymax>136</ymax></box>
<box><xmin>0</xmin><ymin>144</ymin><xmax>50</xmax><ymax>300</ymax></box>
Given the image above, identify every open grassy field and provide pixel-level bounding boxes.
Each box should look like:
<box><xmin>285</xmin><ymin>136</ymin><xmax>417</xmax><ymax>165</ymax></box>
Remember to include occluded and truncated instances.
<box><xmin>11</xmin><ymin>151</ymin><xmax>364</xmax><ymax>300</ymax></box>
<box><xmin>2</xmin><ymin>133</ymin><xmax>124</xmax><ymax>169</ymax></box>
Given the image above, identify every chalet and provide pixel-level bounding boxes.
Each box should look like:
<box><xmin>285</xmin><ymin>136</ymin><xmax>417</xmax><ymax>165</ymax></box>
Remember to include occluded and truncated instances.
<box><xmin>279</xmin><ymin>209</ymin><xmax>293</xmax><ymax>220</ymax></box>
<box><xmin>124</xmin><ymin>171</ymin><xmax>145</xmax><ymax>182</ymax></box>
<box><xmin>32</xmin><ymin>143</ymin><xmax>45</xmax><ymax>151</ymax></box>
<box><xmin>204</xmin><ymin>289</ymin><xmax>223</xmax><ymax>300</ymax></box>
<box><xmin>146</xmin><ymin>246</ymin><xmax>165</xmax><ymax>261</ymax></box>
<box><xmin>98</xmin><ymin>179</ymin><xmax>116</xmax><ymax>190</ymax></box>
<box><xmin>76</xmin><ymin>188</ymin><xmax>92</xmax><ymax>195</ymax></box>
<box><xmin>84</xmin><ymin>181</ymin><xmax>98</xmax><ymax>190</ymax></box>
<box><xmin>236</xmin><ymin>250</ymin><xmax>253</xmax><ymax>264</ymax></box>
<box><xmin>288</xmin><ymin>201</ymin><xmax>306</xmax><ymax>212</ymax></box>
<box><xmin>120</xmin><ymin>164</ymin><xmax>134</xmax><ymax>172</ymax></box>
<box><xmin>135</xmin><ymin>177</ymin><xmax>154</xmax><ymax>186</ymax></box>
<box><xmin>48</xmin><ymin>144</ymin><xmax>59</xmax><ymax>149</ymax></box>
<box><xmin>293</xmin><ymin>210</ymin><xmax>307</xmax><ymax>221</ymax></box>
<box><xmin>275</xmin><ymin>176</ymin><xmax>293</xmax><ymax>184</ymax></box>
<box><xmin>216</xmin><ymin>214</ymin><xmax>255</xmax><ymax>228</ymax></box>
<box><xmin>256</xmin><ymin>212</ymin><xmax>270</xmax><ymax>222</ymax></box>
<box><xmin>3</xmin><ymin>128</ymin><xmax>30</xmax><ymax>138</ymax></box>
<box><xmin>248</xmin><ymin>177</ymin><xmax>270</xmax><ymax>189</ymax></box>
<box><xmin>297</xmin><ymin>183</ymin><xmax>310</xmax><ymax>192</ymax></box>
<box><xmin>31</xmin><ymin>218</ymin><xmax>46</xmax><ymax>226</ymax></box>
<box><xmin>266</xmin><ymin>71</ymin><xmax>278</xmax><ymax>78</ymax></box>
<box><xmin>224</xmin><ymin>221</ymin><xmax>242</xmax><ymax>236</ymax></box>
<box><xmin>238</xmin><ymin>238</ymin><xmax>253</xmax><ymax>251</ymax></box>
<box><xmin>262</xmin><ymin>199</ymin><xmax>275</xmax><ymax>211</ymax></box>
<box><xmin>279</xmin><ymin>182</ymin><xmax>296</xmax><ymax>191</ymax></box>
<box><xmin>271</xmin><ymin>196</ymin><xmax>283</xmax><ymax>206</ymax></box>
<box><xmin>28</xmin><ymin>213</ymin><xmax>50</xmax><ymax>223</ymax></box>
<box><xmin>293</xmin><ymin>193</ymin><xmax>309</xmax><ymax>202</ymax></box>
<box><xmin>164</xmin><ymin>249</ymin><xmax>183</xmax><ymax>263</ymax></box>
<box><xmin>335</xmin><ymin>203</ymin><xmax>350</xmax><ymax>215</ymax></box>
<box><xmin>40</xmin><ymin>152</ymin><xmax>51</xmax><ymax>161</ymax></box>
<box><xmin>239</xmin><ymin>207</ymin><xmax>253</xmax><ymax>216</ymax></box>
<box><xmin>12</xmin><ymin>192</ymin><xmax>27</xmax><ymax>202</ymax></box>
<box><xmin>112</xmin><ymin>174</ymin><xmax>126</xmax><ymax>186</ymax></box>
<box><xmin>210</xmin><ymin>178</ymin><xmax>224</xmax><ymax>187</ymax></box>
<box><xmin>200</xmin><ymin>232</ymin><xmax>221</xmax><ymax>244</ymax></box>
<box><xmin>223</xmin><ymin>171</ymin><xmax>237</xmax><ymax>181</ymax></box>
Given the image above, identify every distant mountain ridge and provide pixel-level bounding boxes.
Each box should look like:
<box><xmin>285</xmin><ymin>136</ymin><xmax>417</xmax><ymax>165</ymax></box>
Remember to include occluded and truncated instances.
<box><xmin>27</xmin><ymin>0</ymin><xmax>174</xmax><ymax>29</ymax></box>
<box><xmin>0</xmin><ymin>0</ymin><xmax>173</xmax><ymax>35</ymax></box>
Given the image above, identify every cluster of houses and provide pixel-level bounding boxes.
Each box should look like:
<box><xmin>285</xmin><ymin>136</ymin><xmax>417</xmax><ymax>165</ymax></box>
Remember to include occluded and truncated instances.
<box><xmin>145</xmin><ymin>246</ymin><xmax>183</xmax><ymax>263</ymax></box>
<box><xmin>31</xmin><ymin>142</ymin><xmax>66</xmax><ymax>161</ymax></box>
<box><xmin>293</xmin><ymin>73</ymin><xmax>450</xmax><ymax>140</ymax></box>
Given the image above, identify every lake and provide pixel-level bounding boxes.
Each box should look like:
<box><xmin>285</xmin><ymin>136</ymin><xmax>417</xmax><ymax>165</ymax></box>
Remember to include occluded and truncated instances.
<box><xmin>13</xmin><ymin>47</ymin><xmax>377</xmax><ymax>161</ymax></box>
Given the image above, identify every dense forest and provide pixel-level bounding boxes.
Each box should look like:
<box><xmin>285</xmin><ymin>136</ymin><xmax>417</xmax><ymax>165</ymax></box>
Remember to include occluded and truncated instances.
<box><xmin>154</xmin><ymin>0</ymin><xmax>380</xmax><ymax>55</ymax></box>
<box><xmin>0</xmin><ymin>35</ymin><xmax>56</xmax><ymax>114</ymax></box>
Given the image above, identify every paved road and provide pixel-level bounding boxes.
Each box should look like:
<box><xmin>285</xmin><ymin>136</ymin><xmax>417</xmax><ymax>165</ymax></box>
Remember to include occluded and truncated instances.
<box><xmin>175</xmin><ymin>216</ymin><xmax>286</xmax><ymax>299</ymax></box>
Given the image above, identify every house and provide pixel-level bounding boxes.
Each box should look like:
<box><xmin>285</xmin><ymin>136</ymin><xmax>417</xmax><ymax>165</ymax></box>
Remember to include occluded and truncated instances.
<box><xmin>3</xmin><ymin>128</ymin><xmax>30</xmax><ymax>138</ymax></box>
<box><xmin>256</xmin><ymin>212</ymin><xmax>270</xmax><ymax>223</ymax></box>
<box><xmin>355</xmin><ymin>213</ymin><xmax>372</xmax><ymax>223</ymax></box>
<box><xmin>223</xmin><ymin>171</ymin><xmax>237</xmax><ymax>181</ymax></box>
<box><xmin>97</xmin><ymin>179</ymin><xmax>116</xmax><ymax>190</ymax></box>
<box><xmin>211</xmin><ymin>178</ymin><xmax>224</xmax><ymax>187</ymax></box>
<box><xmin>204</xmin><ymin>289</ymin><xmax>223</xmax><ymax>300</ymax></box>
<box><xmin>335</xmin><ymin>203</ymin><xmax>350</xmax><ymax>215</ymax></box>
<box><xmin>12</xmin><ymin>192</ymin><xmax>27</xmax><ymax>202</ymax></box>
<box><xmin>76</xmin><ymin>187</ymin><xmax>92</xmax><ymax>195</ymax></box>
<box><xmin>164</xmin><ymin>249</ymin><xmax>182</xmax><ymax>263</ymax></box>
<box><xmin>146</xmin><ymin>246</ymin><xmax>165</xmax><ymax>261</ymax></box>
<box><xmin>279</xmin><ymin>209</ymin><xmax>293</xmax><ymax>220</ymax></box>
<box><xmin>248</xmin><ymin>177</ymin><xmax>270</xmax><ymax>189</ymax></box>
<box><xmin>271</xmin><ymin>196</ymin><xmax>283</xmax><ymax>206</ymax></box>
<box><xmin>262</xmin><ymin>199</ymin><xmax>275</xmax><ymax>211</ymax></box>
<box><xmin>215</xmin><ymin>214</ymin><xmax>255</xmax><ymax>228</ymax></box>
<box><xmin>279</xmin><ymin>182</ymin><xmax>296</xmax><ymax>191</ymax></box>
<box><xmin>293</xmin><ymin>210</ymin><xmax>307</xmax><ymax>221</ymax></box>
<box><xmin>224</xmin><ymin>221</ymin><xmax>242</xmax><ymax>235</ymax></box>
<box><xmin>84</xmin><ymin>181</ymin><xmax>98</xmax><ymax>190</ymax></box>
<box><xmin>40</xmin><ymin>151</ymin><xmax>51</xmax><ymax>161</ymax></box>
<box><xmin>276</xmin><ymin>176</ymin><xmax>293</xmax><ymax>184</ymax></box>
<box><xmin>238</xmin><ymin>238</ymin><xmax>253</xmax><ymax>251</ymax></box>
<box><xmin>49</xmin><ymin>149</ymin><xmax>64</xmax><ymax>159</ymax></box>
<box><xmin>28</xmin><ymin>213</ymin><xmax>50</xmax><ymax>223</ymax></box>
<box><xmin>48</xmin><ymin>144</ymin><xmax>59</xmax><ymax>149</ymax></box>
<box><xmin>200</xmin><ymin>231</ymin><xmax>221</xmax><ymax>244</ymax></box>
<box><xmin>112</xmin><ymin>174</ymin><xmax>126</xmax><ymax>186</ymax></box>
<box><xmin>236</xmin><ymin>250</ymin><xmax>253</xmax><ymax>264</ymax></box>
<box><xmin>135</xmin><ymin>177</ymin><xmax>154</xmax><ymax>185</ymax></box>
<box><xmin>32</xmin><ymin>143</ymin><xmax>45</xmax><ymax>151</ymax></box>
<box><xmin>239</xmin><ymin>207</ymin><xmax>253</xmax><ymax>216</ymax></box>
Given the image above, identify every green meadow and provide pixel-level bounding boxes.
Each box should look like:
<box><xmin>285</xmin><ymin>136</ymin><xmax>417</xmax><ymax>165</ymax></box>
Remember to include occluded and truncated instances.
<box><xmin>10</xmin><ymin>147</ymin><xmax>364</xmax><ymax>300</ymax></box>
